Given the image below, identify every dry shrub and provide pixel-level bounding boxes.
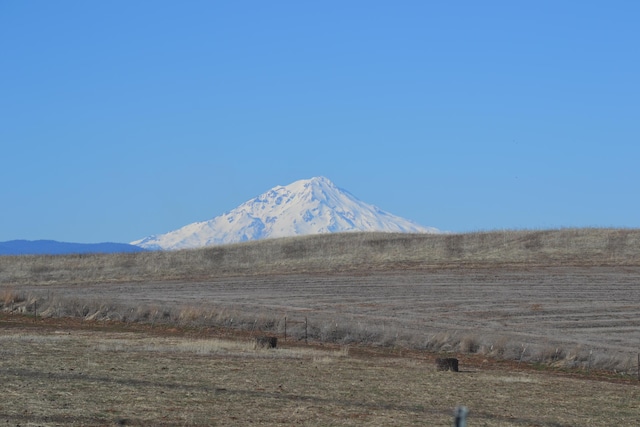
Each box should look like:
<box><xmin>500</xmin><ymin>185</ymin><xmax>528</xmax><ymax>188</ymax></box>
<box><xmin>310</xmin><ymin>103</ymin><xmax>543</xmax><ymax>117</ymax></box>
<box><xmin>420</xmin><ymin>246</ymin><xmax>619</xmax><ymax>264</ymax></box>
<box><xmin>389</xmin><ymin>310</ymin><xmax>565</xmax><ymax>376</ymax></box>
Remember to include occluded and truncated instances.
<box><xmin>458</xmin><ymin>336</ymin><xmax>480</xmax><ymax>353</ymax></box>
<box><xmin>319</xmin><ymin>322</ymin><xmax>355</xmax><ymax>343</ymax></box>
<box><xmin>84</xmin><ymin>302</ymin><xmax>119</xmax><ymax>321</ymax></box>
<box><xmin>248</xmin><ymin>314</ymin><xmax>280</xmax><ymax>333</ymax></box>
<box><xmin>564</xmin><ymin>345</ymin><xmax>592</xmax><ymax>367</ymax></box>
<box><xmin>378</xmin><ymin>327</ymin><xmax>403</xmax><ymax>347</ymax></box>
<box><xmin>488</xmin><ymin>336</ymin><xmax>512</xmax><ymax>358</ymax></box>
<box><xmin>539</xmin><ymin>345</ymin><xmax>565</xmax><ymax>363</ymax></box>
<box><xmin>591</xmin><ymin>354</ymin><xmax>624</xmax><ymax>371</ymax></box>
<box><xmin>131</xmin><ymin>305</ymin><xmax>153</xmax><ymax>322</ymax></box>
<box><xmin>421</xmin><ymin>332</ymin><xmax>481</xmax><ymax>354</ymax></box>
<box><xmin>617</xmin><ymin>355</ymin><xmax>640</xmax><ymax>375</ymax></box>
<box><xmin>0</xmin><ymin>288</ymin><xmax>25</xmax><ymax>306</ymax></box>
<box><xmin>177</xmin><ymin>306</ymin><xmax>206</xmax><ymax>325</ymax></box>
<box><xmin>422</xmin><ymin>332</ymin><xmax>455</xmax><ymax>352</ymax></box>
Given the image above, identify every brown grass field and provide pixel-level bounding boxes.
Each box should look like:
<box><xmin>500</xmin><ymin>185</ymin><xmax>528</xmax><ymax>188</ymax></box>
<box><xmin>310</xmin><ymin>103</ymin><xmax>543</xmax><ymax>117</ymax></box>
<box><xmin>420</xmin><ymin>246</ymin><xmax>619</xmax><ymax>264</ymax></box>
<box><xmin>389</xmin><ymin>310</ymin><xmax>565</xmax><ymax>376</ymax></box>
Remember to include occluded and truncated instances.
<box><xmin>1</xmin><ymin>228</ymin><xmax>640</xmax><ymax>425</ymax></box>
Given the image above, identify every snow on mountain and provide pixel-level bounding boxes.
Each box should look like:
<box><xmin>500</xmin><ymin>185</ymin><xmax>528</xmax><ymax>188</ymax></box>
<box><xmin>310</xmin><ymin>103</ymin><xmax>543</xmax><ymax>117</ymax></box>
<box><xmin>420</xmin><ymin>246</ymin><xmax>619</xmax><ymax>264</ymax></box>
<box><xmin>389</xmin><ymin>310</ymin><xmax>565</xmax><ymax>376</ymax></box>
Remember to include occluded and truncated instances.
<box><xmin>131</xmin><ymin>176</ymin><xmax>439</xmax><ymax>250</ymax></box>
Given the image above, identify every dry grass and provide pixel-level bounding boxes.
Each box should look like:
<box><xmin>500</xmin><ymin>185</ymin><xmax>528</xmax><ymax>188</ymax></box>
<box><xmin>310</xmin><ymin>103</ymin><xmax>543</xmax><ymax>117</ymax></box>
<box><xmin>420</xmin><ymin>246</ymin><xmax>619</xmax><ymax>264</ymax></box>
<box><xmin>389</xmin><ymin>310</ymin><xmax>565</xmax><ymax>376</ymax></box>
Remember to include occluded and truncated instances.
<box><xmin>1</xmin><ymin>228</ymin><xmax>639</xmax><ymax>286</ymax></box>
<box><xmin>0</xmin><ymin>288</ymin><xmax>26</xmax><ymax>305</ymax></box>
<box><xmin>1</xmin><ymin>228</ymin><xmax>639</xmax><ymax>374</ymax></box>
<box><xmin>0</xmin><ymin>321</ymin><xmax>638</xmax><ymax>427</ymax></box>
<box><xmin>0</xmin><ymin>229</ymin><xmax>638</xmax><ymax>426</ymax></box>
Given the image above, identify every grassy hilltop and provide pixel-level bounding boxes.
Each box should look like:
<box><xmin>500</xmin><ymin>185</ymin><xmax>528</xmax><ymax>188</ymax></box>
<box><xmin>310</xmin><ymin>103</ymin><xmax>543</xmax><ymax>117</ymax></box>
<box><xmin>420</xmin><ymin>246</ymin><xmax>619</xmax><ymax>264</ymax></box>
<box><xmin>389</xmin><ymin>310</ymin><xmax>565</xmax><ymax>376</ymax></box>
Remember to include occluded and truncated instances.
<box><xmin>1</xmin><ymin>228</ymin><xmax>639</xmax><ymax>285</ymax></box>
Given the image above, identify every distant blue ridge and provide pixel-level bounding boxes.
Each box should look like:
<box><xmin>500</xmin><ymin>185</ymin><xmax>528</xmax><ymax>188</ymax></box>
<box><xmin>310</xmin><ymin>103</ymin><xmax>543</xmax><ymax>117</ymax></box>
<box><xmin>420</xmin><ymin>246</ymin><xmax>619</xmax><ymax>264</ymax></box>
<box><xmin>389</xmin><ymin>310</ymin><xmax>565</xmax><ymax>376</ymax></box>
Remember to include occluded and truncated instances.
<box><xmin>0</xmin><ymin>240</ymin><xmax>148</xmax><ymax>256</ymax></box>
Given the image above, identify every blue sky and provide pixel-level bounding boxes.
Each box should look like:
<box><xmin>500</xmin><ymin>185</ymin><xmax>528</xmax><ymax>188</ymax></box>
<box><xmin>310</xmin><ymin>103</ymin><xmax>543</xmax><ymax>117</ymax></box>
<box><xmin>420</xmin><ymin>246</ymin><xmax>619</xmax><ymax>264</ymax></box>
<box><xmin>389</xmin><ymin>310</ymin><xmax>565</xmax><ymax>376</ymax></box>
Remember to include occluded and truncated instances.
<box><xmin>1</xmin><ymin>1</ymin><xmax>638</xmax><ymax>243</ymax></box>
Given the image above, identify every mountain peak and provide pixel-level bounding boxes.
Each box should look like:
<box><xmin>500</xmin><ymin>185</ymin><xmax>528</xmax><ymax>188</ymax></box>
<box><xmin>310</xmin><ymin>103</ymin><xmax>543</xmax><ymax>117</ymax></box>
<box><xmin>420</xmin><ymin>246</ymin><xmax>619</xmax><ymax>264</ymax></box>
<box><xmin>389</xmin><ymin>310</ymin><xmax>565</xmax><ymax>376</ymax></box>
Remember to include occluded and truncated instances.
<box><xmin>301</xmin><ymin>176</ymin><xmax>332</xmax><ymax>185</ymax></box>
<box><xmin>132</xmin><ymin>177</ymin><xmax>439</xmax><ymax>250</ymax></box>
<box><xmin>277</xmin><ymin>176</ymin><xmax>335</xmax><ymax>196</ymax></box>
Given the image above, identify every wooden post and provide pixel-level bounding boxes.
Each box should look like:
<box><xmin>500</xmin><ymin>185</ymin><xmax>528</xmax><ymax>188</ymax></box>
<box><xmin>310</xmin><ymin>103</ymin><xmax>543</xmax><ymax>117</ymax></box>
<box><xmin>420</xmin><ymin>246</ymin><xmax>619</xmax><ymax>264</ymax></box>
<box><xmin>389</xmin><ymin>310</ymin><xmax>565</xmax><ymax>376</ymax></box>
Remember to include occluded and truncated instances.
<box><xmin>637</xmin><ymin>353</ymin><xmax>639</xmax><ymax>381</ymax></box>
<box><xmin>34</xmin><ymin>300</ymin><xmax>37</xmax><ymax>321</ymax></box>
<box><xmin>518</xmin><ymin>345</ymin><xmax>527</xmax><ymax>366</ymax></box>
<box><xmin>284</xmin><ymin>317</ymin><xmax>287</xmax><ymax>342</ymax></box>
<box><xmin>304</xmin><ymin>317</ymin><xmax>308</xmax><ymax>344</ymax></box>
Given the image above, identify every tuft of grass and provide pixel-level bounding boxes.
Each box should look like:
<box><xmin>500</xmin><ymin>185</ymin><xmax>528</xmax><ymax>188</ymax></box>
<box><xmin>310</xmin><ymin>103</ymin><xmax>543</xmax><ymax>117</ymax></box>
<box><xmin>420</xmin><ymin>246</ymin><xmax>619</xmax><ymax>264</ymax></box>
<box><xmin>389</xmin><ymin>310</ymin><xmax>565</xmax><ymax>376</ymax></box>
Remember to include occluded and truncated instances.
<box><xmin>0</xmin><ymin>288</ymin><xmax>26</xmax><ymax>306</ymax></box>
<box><xmin>458</xmin><ymin>336</ymin><xmax>480</xmax><ymax>353</ymax></box>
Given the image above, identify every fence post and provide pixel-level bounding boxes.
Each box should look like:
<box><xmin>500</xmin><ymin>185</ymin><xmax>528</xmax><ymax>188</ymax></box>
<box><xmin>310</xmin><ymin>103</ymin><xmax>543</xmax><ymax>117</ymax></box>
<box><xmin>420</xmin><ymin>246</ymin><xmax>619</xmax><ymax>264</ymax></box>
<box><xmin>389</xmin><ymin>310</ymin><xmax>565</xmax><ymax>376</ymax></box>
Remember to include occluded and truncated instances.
<box><xmin>454</xmin><ymin>406</ymin><xmax>468</xmax><ymax>427</ymax></box>
<box><xmin>284</xmin><ymin>317</ymin><xmax>287</xmax><ymax>342</ymax></box>
<box><xmin>305</xmin><ymin>317</ymin><xmax>308</xmax><ymax>344</ymax></box>
<box><xmin>518</xmin><ymin>345</ymin><xmax>527</xmax><ymax>366</ymax></box>
<box><xmin>637</xmin><ymin>353</ymin><xmax>639</xmax><ymax>381</ymax></box>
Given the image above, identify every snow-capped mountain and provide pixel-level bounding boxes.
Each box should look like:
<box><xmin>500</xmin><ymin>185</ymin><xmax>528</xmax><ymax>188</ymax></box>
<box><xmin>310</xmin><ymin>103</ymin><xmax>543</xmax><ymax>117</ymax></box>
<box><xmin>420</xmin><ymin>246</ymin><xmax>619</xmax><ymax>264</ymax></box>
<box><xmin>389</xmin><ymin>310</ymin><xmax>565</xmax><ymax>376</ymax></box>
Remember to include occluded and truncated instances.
<box><xmin>131</xmin><ymin>177</ymin><xmax>439</xmax><ymax>250</ymax></box>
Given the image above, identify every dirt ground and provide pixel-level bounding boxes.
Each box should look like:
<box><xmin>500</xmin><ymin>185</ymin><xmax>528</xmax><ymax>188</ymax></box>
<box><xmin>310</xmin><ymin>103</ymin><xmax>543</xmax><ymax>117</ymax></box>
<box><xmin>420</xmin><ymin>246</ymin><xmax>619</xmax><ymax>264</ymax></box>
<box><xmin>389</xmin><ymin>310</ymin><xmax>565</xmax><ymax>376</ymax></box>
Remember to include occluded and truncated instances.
<box><xmin>1</xmin><ymin>314</ymin><xmax>639</xmax><ymax>427</ymax></box>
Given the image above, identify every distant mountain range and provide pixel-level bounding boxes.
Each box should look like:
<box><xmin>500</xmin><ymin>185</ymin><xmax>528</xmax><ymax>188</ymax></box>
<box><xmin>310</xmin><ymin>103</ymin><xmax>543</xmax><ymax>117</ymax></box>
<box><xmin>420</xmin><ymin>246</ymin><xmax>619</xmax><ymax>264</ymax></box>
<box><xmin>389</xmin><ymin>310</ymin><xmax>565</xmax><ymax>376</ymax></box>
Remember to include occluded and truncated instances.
<box><xmin>0</xmin><ymin>240</ymin><xmax>147</xmax><ymax>256</ymax></box>
<box><xmin>2</xmin><ymin>177</ymin><xmax>439</xmax><ymax>255</ymax></box>
<box><xmin>131</xmin><ymin>176</ymin><xmax>439</xmax><ymax>250</ymax></box>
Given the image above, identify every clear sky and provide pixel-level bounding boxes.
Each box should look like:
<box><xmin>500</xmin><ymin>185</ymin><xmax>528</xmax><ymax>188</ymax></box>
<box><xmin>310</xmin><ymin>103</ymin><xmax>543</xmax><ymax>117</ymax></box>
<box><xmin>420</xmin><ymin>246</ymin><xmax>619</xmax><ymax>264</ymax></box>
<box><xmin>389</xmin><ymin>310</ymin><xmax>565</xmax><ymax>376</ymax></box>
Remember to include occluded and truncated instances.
<box><xmin>1</xmin><ymin>1</ymin><xmax>638</xmax><ymax>243</ymax></box>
